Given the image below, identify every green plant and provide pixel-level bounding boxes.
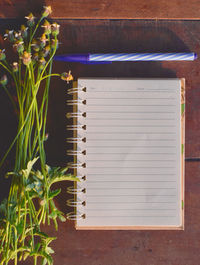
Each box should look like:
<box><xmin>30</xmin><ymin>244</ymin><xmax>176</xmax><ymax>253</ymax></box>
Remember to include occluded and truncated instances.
<box><xmin>0</xmin><ymin>6</ymin><xmax>76</xmax><ymax>265</ymax></box>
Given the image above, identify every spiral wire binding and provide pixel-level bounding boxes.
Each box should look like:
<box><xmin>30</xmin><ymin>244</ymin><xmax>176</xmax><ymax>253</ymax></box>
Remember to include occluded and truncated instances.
<box><xmin>67</xmin><ymin>186</ymin><xmax>86</xmax><ymax>194</ymax></box>
<box><xmin>66</xmin><ymin>125</ymin><xmax>86</xmax><ymax>131</ymax></box>
<box><xmin>68</xmin><ymin>86</ymin><xmax>86</xmax><ymax>94</ymax></box>
<box><xmin>67</xmin><ymin>150</ymin><xmax>85</xmax><ymax>155</ymax></box>
<box><xmin>67</xmin><ymin>99</ymin><xmax>86</xmax><ymax>105</ymax></box>
<box><xmin>66</xmin><ymin>112</ymin><xmax>86</xmax><ymax>118</ymax></box>
<box><xmin>66</xmin><ymin>212</ymin><xmax>86</xmax><ymax>220</ymax></box>
<box><xmin>66</xmin><ymin>137</ymin><xmax>86</xmax><ymax>143</ymax></box>
<box><xmin>66</xmin><ymin>198</ymin><xmax>86</xmax><ymax>207</ymax></box>
<box><xmin>66</xmin><ymin>86</ymin><xmax>86</xmax><ymax>220</ymax></box>
<box><xmin>67</xmin><ymin>162</ymin><xmax>86</xmax><ymax>169</ymax></box>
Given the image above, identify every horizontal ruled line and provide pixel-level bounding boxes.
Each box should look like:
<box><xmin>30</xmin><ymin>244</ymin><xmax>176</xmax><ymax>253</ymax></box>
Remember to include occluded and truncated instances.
<box><xmin>87</xmin><ymin>153</ymin><xmax>176</xmax><ymax>155</ymax></box>
<box><xmin>88</xmin><ymin>105</ymin><xmax>176</xmax><ymax>107</ymax></box>
<box><xmin>87</xmin><ymin>146</ymin><xmax>176</xmax><ymax>148</ymax></box>
<box><xmin>87</xmin><ymin>214</ymin><xmax>176</xmax><ymax>218</ymax></box>
<box><xmin>87</xmin><ymin>118</ymin><xmax>175</xmax><ymax>120</ymax></box>
<box><xmin>87</xmin><ymin>180</ymin><xmax>176</xmax><ymax>183</ymax></box>
<box><xmin>86</xmin><ymin>209</ymin><xmax>176</xmax><ymax>211</ymax></box>
<box><xmin>87</xmin><ymin>202</ymin><xmax>176</xmax><ymax>204</ymax></box>
<box><xmin>86</xmin><ymin>132</ymin><xmax>176</xmax><ymax>134</ymax></box>
<box><xmin>87</xmin><ymin>166</ymin><xmax>175</xmax><ymax>168</ymax></box>
<box><xmin>86</xmin><ymin>111</ymin><xmax>175</xmax><ymax>113</ymax></box>
<box><xmin>87</xmin><ymin>125</ymin><xmax>176</xmax><ymax>127</ymax></box>
<box><xmin>87</xmin><ymin>174</ymin><xmax>176</xmax><ymax>176</ymax></box>
<box><xmin>86</xmin><ymin>188</ymin><xmax>176</xmax><ymax>190</ymax></box>
<box><xmin>86</xmin><ymin>160</ymin><xmax>175</xmax><ymax>162</ymax></box>
<box><xmin>87</xmin><ymin>195</ymin><xmax>176</xmax><ymax>197</ymax></box>
<box><xmin>86</xmin><ymin>139</ymin><xmax>176</xmax><ymax>142</ymax></box>
<box><xmin>87</xmin><ymin>90</ymin><xmax>175</xmax><ymax>93</ymax></box>
<box><xmin>87</xmin><ymin>98</ymin><xmax>176</xmax><ymax>100</ymax></box>
<box><xmin>86</xmin><ymin>139</ymin><xmax>175</xmax><ymax>141</ymax></box>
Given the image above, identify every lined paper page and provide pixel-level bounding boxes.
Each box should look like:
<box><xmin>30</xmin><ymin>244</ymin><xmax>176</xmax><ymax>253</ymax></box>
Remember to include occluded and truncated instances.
<box><xmin>76</xmin><ymin>78</ymin><xmax>183</xmax><ymax>229</ymax></box>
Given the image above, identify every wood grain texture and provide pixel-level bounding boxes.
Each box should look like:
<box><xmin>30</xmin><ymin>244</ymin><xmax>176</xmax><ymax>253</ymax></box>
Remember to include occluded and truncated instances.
<box><xmin>0</xmin><ymin>18</ymin><xmax>200</xmax><ymax>264</ymax></box>
<box><xmin>0</xmin><ymin>0</ymin><xmax>45</xmax><ymax>18</ymax></box>
<box><xmin>44</xmin><ymin>19</ymin><xmax>200</xmax><ymax>265</ymax></box>
<box><xmin>1</xmin><ymin>0</ymin><xmax>200</xmax><ymax>19</ymax></box>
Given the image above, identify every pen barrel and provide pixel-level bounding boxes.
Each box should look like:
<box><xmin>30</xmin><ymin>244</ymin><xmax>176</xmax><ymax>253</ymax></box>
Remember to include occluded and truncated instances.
<box><xmin>90</xmin><ymin>53</ymin><xmax>197</xmax><ymax>61</ymax></box>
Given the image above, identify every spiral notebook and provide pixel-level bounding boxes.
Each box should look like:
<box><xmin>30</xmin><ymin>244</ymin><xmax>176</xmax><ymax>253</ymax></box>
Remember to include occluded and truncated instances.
<box><xmin>66</xmin><ymin>78</ymin><xmax>185</xmax><ymax>230</ymax></box>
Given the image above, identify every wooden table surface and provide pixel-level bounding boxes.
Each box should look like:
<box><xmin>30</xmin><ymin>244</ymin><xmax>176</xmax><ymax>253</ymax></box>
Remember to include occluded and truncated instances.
<box><xmin>0</xmin><ymin>0</ymin><xmax>200</xmax><ymax>19</ymax></box>
<box><xmin>0</xmin><ymin>16</ymin><xmax>200</xmax><ymax>265</ymax></box>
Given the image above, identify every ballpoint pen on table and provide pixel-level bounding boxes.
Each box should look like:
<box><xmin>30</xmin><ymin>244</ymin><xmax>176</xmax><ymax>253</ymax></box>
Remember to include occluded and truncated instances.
<box><xmin>54</xmin><ymin>52</ymin><xmax>197</xmax><ymax>64</ymax></box>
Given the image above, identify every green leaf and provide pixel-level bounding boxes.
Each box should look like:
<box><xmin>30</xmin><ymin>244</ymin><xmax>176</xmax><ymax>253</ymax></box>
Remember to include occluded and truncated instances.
<box><xmin>58</xmin><ymin>214</ymin><xmax>66</xmax><ymax>222</ymax></box>
<box><xmin>49</xmin><ymin>211</ymin><xmax>57</xmax><ymax>219</ymax></box>
<box><xmin>28</xmin><ymin>190</ymin><xmax>39</xmax><ymax>199</ymax></box>
<box><xmin>34</xmin><ymin>231</ymin><xmax>49</xmax><ymax>239</ymax></box>
<box><xmin>16</xmin><ymin>222</ymin><xmax>24</xmax><ymax>235</ymax></box>
<box><xmin>12</xmin><ymin>246</ymin><xmax>31</xmax><ymax>260</ymax></box>
<box><xmin>41</xmin><ymin>236</ymin><xmax>57</xmax><ymax>246</ymax></box>
<box><xmin>35</xmin><ymin>169</ymin><xmax>44</xmax><ymax>180</ymax></box>
<box><xmin>42</xmin><ymin>258</ymin><xmax>48</xmax><ymax>265</ymax></box>
<box><xmin>60</xmin><ymin>166</ymin><xmax>68</xmax><ymax>174</ymax></box>
<box><xmin>49</xmin><ymin>210</ymin><xmax>66</xmax><ymax>222</ymax></box>
<box><xmin>23</xmin><ymin>251</ymin><xmax>30</xmax><ymax>261</ymax></box>
<box><xmin>50</xmin><ymin>174</ymin><xmax>79</xmax><ymax>186</ymax></box>
<box><xmin>48</xmin><ymin>189</ymin><xmax>61</xmax><ymax>199</ymax></box>
<box><xmin>46</xmin><ymin>246</ymin><xmax>54</xmax><ymax>254</ymax></box>
<box><xmin>26</xmin><ymin>157</ymin><xmax>39</xmax><ymax>177</ymax></box>
<box><xmin>45</xmin><ymin>164</ymin><xmax>51</xmax><ymax>174</ymax></box>
<box><xmin>21</xmin><ymin>157</ymin><xmax>39</xmax><ymax>179</ymax></box>
<box><xmin>25</xmin><ymin>226</ymin><xmax>35</xmax><ymax>237</ymax></box>
<box><xmin>26</xmin><ymin>182</ymin><xmax>35</xmax><ymax>191</ymax></box>
<box><xmin>32</xmin><ymin>174</ymin><xmax>43</xmax><ymax>183</ymax></box>
<box><xmin>33</xmin><ymin>180</ymin><xmax>43</xmax><ymax>192</ymax></box>
<box><xmin>34</xmin><ymin>242</ymin><xmax>41</xmax><ymax>252</ymax></box>
<box><xmin>8</xmin><ymin>249</ymin><xmax>18</xmax><ymax>260</ymax></box>
<box><xmin>5</xmin><ymin>171</ymin><xmax>18</xmax><ymax>178</ymax></box>
<box><xmin>30</xmin><ymin>250</ymin><xmax>53</xmax><ymax>265</ymax></box>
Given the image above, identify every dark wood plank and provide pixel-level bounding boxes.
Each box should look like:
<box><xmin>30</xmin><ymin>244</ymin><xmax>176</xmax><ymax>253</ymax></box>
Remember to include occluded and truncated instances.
<box><xmin>0</xmin><ymin>0</ymin><xmax>45</xmax><ymax>18</ymax></box>
<box><xmin>46</xmin><ymin>0</ymin><xmax>200</xmax><ymax>19</ymax></box>
<box><xmin>0</xmin><ymin>19</ymin><xmax>200</xmax><ymax>265</ymax></box>
<box><xmin>47</xmin><ymin>162</ymin><xmax>200</xmax><ymax>265</ymax></box>
<box><xmin>1</xmin><ymin>0</ymin><xmax>200</xmax><ymax>19</ymax></box>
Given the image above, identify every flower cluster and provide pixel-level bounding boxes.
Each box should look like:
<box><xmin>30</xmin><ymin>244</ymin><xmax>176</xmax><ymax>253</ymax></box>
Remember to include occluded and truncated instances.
<box><xmin>21</xmin><ymin>51</ymin><xmax>31</xmax><ymax>65</ymax></box>
<box><xmin>1</xmin><ymin>5</ymin><xmax>72</xmax><ymax>85</ymax></box>
<box><xmin>61</xmin><ymin>71</ymin><xmax>73</xmax><ymax>83</ymax></box>
<box><xmin>25</xmin><ymin>13</ymin><xmax>35</xmax><ymax>27</ymax></box>
<box><xmin>42</xmin><ymin>6</ymin><xmax>52</xmax><ymax>17</ymax></box>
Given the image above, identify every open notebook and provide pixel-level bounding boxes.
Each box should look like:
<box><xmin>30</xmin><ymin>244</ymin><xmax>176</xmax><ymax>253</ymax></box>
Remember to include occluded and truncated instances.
<box><xmin>66</xmin><ymin>78</ymin><xmax>185</xmax><ymax>230</ymax></box>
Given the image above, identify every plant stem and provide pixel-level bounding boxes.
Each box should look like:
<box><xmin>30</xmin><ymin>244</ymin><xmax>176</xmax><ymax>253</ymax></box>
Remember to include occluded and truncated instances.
<box><xmin>0</xmin><ymin>61</ymin><xmax>12</xmax><ymax>75</ymax></box>
<box><xmin>0</xmin><ymin>13</ymin><xmax>73</xmax><ymax>265</ymax></box>
<box><xmin>0</xmin><ymin>67</ymin><xmax>42</xmax><ymax>170</ymax></box>
<box><xmin>29</xmin><ymin>17</ymin><xmax>43</xmax><ymax>49</ymax></box>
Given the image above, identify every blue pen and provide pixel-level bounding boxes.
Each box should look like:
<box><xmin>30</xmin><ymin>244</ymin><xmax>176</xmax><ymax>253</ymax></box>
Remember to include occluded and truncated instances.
<box><xmin>54</xmin><ymin>52</ymin><xmax>197</xmax><ymax>64</ymax></box>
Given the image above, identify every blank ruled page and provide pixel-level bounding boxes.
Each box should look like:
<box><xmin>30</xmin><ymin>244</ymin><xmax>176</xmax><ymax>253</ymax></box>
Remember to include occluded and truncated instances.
<box><xmin>75</xmin><ymin>78</ymin><xmax>184</xmax><ymax>229</ymax></box>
